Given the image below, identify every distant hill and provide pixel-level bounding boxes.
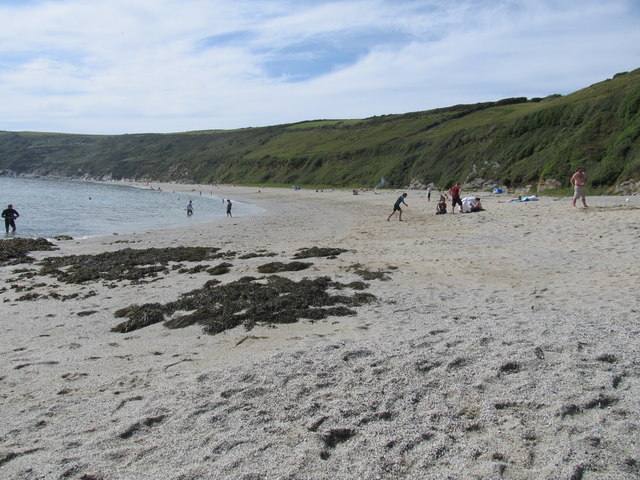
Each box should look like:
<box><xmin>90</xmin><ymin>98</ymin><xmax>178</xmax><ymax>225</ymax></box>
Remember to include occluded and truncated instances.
<box><xmin>1</xmin><ymin>68</ymin><xmax>639</xmax><ymax>192</ymax></box>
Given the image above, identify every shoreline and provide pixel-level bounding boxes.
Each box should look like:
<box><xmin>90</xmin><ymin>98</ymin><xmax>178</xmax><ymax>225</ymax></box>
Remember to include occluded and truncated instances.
<box><xmin>1</xmin><ymin>177</ymin><xmax>266</xmax><ymax>242</ymax></box>
<box><xmin>1</xmin><ymin>184</ymin><xmax>639</xmax><ymax>479</ymax></box>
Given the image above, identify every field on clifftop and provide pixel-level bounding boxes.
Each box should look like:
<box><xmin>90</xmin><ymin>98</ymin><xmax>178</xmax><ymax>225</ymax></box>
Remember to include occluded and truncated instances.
<box><xmin>1</xmin><ymin>68</ymin><xmax>639</xmax><ymax>191</ymax></box>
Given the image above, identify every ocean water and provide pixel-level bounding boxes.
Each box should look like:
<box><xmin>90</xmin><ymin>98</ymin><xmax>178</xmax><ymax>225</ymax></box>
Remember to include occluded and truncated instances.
<box><xmin>0</xmin><ymin>177</ymin><xmax>263</xmax><ymax>239</ymax></box>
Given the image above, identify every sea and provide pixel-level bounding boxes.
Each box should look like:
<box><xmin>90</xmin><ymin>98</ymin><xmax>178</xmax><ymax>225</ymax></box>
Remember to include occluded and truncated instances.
<box><xmin>0</xmin><ymin>176</ymin><xmax>263</xmax><ymax>239</ymax></box>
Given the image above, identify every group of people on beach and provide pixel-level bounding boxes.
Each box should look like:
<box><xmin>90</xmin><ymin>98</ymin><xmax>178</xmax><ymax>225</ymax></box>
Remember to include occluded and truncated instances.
<box><xmin>386</xmin><ymin>167</ymin><xmax>589</xmax><ymax>221</ymax></box>
<box><xmin>386</xmin><ymin>183</ymin><xmax>483</xmax><ymax>221</ymax></box>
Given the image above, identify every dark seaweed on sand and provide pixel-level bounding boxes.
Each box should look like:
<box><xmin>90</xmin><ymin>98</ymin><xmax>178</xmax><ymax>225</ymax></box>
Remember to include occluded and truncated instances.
<box><xmin>207</xmin><ymin>262</ymin><xmax>233</xmax><ymax>275</ymax></box>
<box><xmin>0</xmin><ymin>238</ymin><xmax>57</xmax><ymax>266</ymax></box>
<box><xmin>238</xmin><ymin>251</ymin><xmax>277</xmax><ymax>259</ymax></box>
<box><xmin>257</xmin><ymin>261</ymin><xmax>313</xmax><ymax>273</ymax></box>
<box><xmin>177</xmin><ymin>264</ymin><xmax>209</xmax><ymax>274</ymax></box>
<box><xmin>112</xmin><ymin>275</ymin><xmax>376</xmax><ymax>335</ymax></box>
<box><xmin>38</xmin><ymin>246</ymin><xmax>228</xmax><ymax>284</ymax></box>
<box><xmin>348</xmin><ymin>263</ymin><xmax>393</xmax><ymax>281</ymax></box>
<box><xmin>293</xmin><ymin>247</ymin><xmax>349</xmax><ymax>259</ymax></box>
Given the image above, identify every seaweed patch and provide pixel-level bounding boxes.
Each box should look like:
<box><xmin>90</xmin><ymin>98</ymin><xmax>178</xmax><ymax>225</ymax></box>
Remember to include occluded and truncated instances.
<box><xmin>6</xmin><ymin>244</ymin><xmax>376</xmax><ymax>337</ymax></box>
<box><xmin>207</xmin><ymin>262</ymin><xmax>233</xmax><ymax>276</ymax></box>
<box><xmin>177</xmin><ymin>264</ymin><xmax>209</xmax><ymax>274</ymax></box>
<box><xmin>293</xmin><ymin>247</ymin><xmax>350</xmax><ymax>259</ymax></box>
<box><xmin>37</xmin><ymin>246</ymin><xmax>229</xmax><ymax>284</ymax></box>
<box><xmin>238</xmin><ymin>251</ymin><xmax>277</xmax><ymax>259</ymax></box>
<box><xmin>257</xmin><ymin>261</ymin><xmax>313</xmax><ymax>274</ymax></box>
<box><xmin>112</xmin><ymin>275</ymin><xmax>376</xmax><ymax>335</ymax></box>
<box><xmin>348</xmin><ymin>263</ymin><xmax>393</xmax><ymax>281</ymax></box>
<box><xmin>0</xmin><ymin>238</ymin><xmax>57</xmax><ymax>266</ymax></box>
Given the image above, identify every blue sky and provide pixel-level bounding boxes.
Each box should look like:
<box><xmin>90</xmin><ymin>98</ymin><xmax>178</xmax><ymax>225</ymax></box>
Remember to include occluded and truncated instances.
<box><xmin>1</xmin><ymin>0</ymin><xmax>639</xmax><ymax>134</ymax></box>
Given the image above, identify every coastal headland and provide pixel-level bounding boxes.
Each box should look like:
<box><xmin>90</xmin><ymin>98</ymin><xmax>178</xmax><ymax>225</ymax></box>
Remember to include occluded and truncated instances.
<box><xmin>1</xmin><ymin>184</ymin><xmax>639</xmax><ymax>479</ymax></box>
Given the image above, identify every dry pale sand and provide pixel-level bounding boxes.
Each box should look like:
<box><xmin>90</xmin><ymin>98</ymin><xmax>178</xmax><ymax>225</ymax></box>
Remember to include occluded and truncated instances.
<box><xmin>1</xmin><ymin>185</ymin><xmax>639</xmax><ymax>480</ymax></box>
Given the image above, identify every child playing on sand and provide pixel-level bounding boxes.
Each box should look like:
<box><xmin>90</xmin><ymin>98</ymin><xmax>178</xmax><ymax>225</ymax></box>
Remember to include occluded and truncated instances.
<box><xmin>387</xmin><ymin>193</ymin><xmax>408</xmax><ymax>221</ymax></box>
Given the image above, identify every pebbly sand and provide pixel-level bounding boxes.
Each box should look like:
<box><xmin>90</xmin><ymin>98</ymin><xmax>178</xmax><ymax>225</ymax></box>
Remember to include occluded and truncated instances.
<box><xmin>1</xmin><ymin>185</ymin><xmax>639</xmax><ymax>479</ymax></box>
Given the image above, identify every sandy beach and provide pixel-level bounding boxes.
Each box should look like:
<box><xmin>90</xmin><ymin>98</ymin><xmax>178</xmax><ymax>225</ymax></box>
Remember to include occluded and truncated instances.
<box><xmin>1</xmin><ymin>185</ymin><xmax>639</xmax><ymax>479</ymax></box>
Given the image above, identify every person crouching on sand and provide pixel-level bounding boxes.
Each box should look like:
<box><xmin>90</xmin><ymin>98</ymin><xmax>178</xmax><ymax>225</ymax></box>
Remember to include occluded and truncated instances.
<box><xmin>387</xmin><ymin>193</ymin><xmax>408</xmax><ymax>221</ymax></box>
<box><xmin>470</xmin><ymin>197</ymin><xmax>483</xmax><ymax>212</ymax></box>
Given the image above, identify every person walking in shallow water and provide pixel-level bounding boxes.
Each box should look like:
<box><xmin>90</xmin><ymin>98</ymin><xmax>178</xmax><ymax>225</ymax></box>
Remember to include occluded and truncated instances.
<box><xmin>226</xmin><ymin>199</ymin><xmax>232</xmax><ymax>217</ymax></box>
<box><xmin>186</xmin><ymin>200</ymin><xmax>194</xmax><ymax>215</ymax></box>
<box><xmin>387</xmin><ymin>193</ymin><xmax>408</xmax><ymax>221</ymax></box>
<box><xmin>570</xmin><ymin>166</ymin><xmax>588</xmax><ymax>208</ymax></box>
<box><xmin>2</xmin><ymin>204</ymin><xmax>19</xmax><ymax>233</ymax></box>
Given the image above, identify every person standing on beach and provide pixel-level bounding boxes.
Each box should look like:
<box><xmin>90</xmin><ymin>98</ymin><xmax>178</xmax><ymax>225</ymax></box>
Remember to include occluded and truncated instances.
<box><xmin>387</xmin><ymin>193</ymin><xmax>408</xmax><ymax>221</ymax></box>
<box><xmin>449</xmin><ymin>183</ymin><xmax>462</xmax><ymax>213</ymax></box>
<box><xmin>2</xmin><ymin>204</ymin><xmax>19</xmax><ymax>233</ymax></box>
<box><xmin>426</xmin><ymin>186</ymin><xmax>432</xmax><ymax>202</ymax></box>
<box><xmin>570</xmin><ymin>167</ymin><xmax>588</xmax><ymax>208</ymax></box>
<box><xmin>226</xmin><ymin>199</ymin><xmax>232</xmax><ymax>217</ymax></box>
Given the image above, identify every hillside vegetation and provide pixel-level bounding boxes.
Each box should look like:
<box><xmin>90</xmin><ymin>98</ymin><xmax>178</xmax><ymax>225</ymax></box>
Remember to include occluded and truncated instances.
<box><xmin>1</xmin><ymin>68</ymin><xmax>639</xmax><ymax>191</ymax></box>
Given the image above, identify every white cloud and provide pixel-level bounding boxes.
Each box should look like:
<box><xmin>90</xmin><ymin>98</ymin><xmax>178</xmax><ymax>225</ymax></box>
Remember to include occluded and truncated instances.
<box><xmin>0</xmin><ymin>0</ymin><xmax>638</xmax><ymax>134</ymax></box>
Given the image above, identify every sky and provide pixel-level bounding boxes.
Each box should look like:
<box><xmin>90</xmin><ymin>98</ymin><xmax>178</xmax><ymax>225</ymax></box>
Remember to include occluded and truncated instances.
<box><xmin>1</xmin><ymin>0</ymin><xmax>639</xmax><ymax>135</ymax></box>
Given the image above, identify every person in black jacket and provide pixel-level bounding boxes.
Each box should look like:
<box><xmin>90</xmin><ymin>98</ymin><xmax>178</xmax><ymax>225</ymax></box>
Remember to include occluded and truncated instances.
<box><xmin>2</xmin><ymin>204</ymin><xmax>19</xmax><ymax>233</ymax></box>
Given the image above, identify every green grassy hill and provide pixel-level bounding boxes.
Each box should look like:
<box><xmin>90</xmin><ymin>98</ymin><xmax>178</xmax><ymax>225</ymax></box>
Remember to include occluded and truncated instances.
<box><xmin>1</xmin><ymin>68</ymin><xmax>639</xmax><ymax>191</ymax></box>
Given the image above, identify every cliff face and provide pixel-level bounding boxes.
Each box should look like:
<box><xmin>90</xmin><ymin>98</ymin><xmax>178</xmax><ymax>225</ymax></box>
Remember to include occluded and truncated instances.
<box><xmin>1</xmin><ymin>69</ymin><xmax>639</xmax><ymax>191</ymax></box>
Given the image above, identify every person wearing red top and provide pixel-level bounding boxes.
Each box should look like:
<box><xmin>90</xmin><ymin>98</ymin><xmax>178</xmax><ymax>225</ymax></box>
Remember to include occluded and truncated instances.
<box><xmin>449</xmin><ymin>183</ymin><xmax>462</xmax><ymax>214</ymax></box>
